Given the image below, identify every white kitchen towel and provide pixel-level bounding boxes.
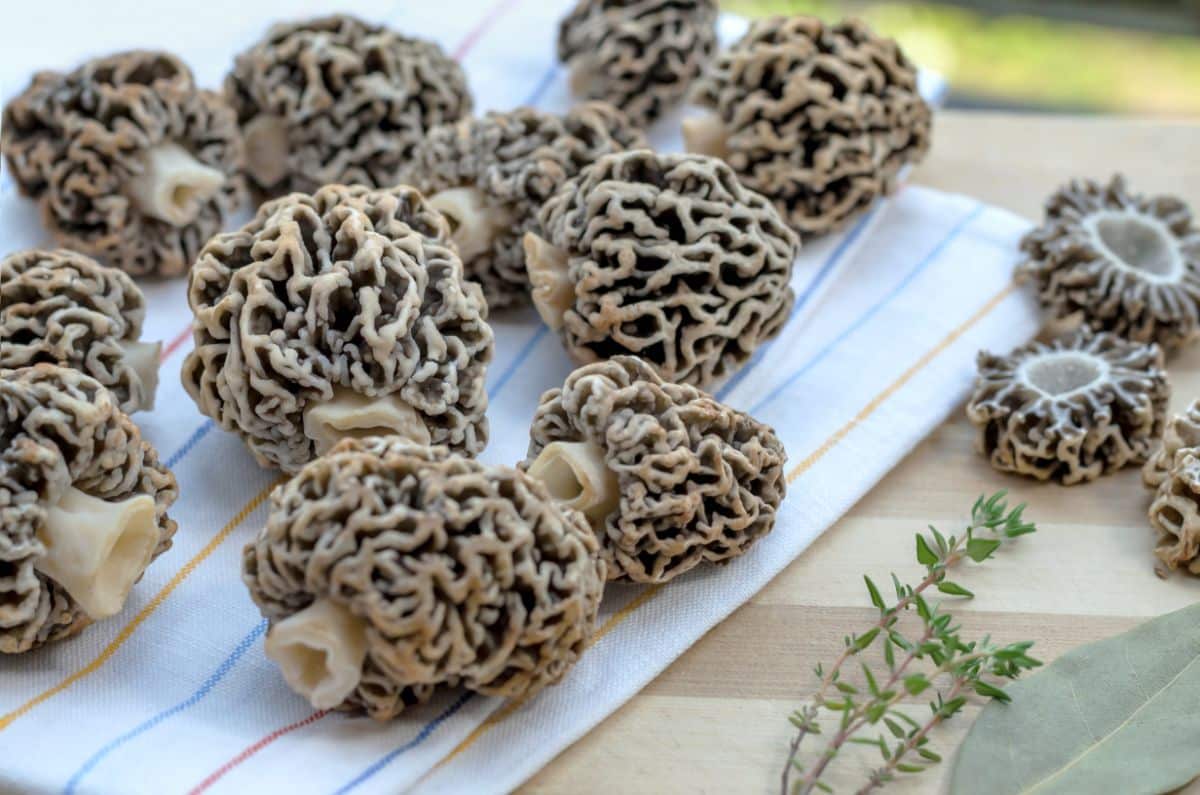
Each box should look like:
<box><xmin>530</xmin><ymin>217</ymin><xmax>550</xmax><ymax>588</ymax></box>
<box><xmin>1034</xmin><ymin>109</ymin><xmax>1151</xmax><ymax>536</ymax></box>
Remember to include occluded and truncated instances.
<box><xmin>0</xmin><ymin>1</ymin><xmax>1040</xmax><ymax>793</ymax></box>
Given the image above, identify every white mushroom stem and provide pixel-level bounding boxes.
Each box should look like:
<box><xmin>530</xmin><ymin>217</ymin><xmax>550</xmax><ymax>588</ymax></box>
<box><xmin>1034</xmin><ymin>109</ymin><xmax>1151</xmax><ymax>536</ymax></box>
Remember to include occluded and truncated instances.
<box><xmin>34</xmin><ymin>487</ymin><xmax>159</xmax><ymax>620</ymax></box>
<box><xmin>681</xmin><ymin>112</ymin><xmax>730</xmax><ymax>160</ymax></box>
<box><xmin>303</xmin><ymin>387</ymin><xmax>432</xmax><ymax>456</ymax></box>
<box><xmin>265</xmin><ymin>598</ymin><xmax>368</xmax><ymax>710</ymax></box>
<box><xmin>527</xmin><ymin>440</ymin><xmax>620</xmax><ymax>527</ymax></box>
<box><xmin>126</xmin><ymin>142</ymin><xmax>225</xmax><ymax>226</ymax></box>
<box><xmin>243</xmin><ymin>114</ymin><xmax>291</xmax><ymax>189</ymax></box>
<box><xmin>524</xmin><ymin>232</ymin><xmax>574</xmax><ymax>331</ymax></box>
<box><xmin>117</xmin><ymin>339</ymin><xmax>162</xmax><ymax>412</ymax></box>
<box><xmin>428</xmin><ymin>187</ymin><xmax>514</xmax><ymax>262</ymax></box>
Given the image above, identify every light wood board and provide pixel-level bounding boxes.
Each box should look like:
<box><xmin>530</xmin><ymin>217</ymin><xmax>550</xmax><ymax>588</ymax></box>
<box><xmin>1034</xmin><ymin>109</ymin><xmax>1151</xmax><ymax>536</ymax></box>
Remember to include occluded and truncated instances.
<box><xmin>522</xmin><ymin>111</ymin><xmax>1200</xmax><ymax>794</ymax></box>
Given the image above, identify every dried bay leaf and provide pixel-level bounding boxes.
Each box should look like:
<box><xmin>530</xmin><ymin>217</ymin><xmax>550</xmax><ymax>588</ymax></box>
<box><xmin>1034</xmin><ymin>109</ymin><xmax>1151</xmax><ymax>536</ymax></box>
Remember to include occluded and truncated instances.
<box><xmin>950</xmin><ymin>602</ymin><xmax>1200</xmax><ymax>795</ymax></box>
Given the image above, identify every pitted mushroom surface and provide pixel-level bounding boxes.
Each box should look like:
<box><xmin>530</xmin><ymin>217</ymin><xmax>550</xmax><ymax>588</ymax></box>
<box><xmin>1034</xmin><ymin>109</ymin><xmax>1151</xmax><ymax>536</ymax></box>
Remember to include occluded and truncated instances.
<box><xmin>521</xmin><ymin>356</ymin><xmax>788</xmax><ymax>583</ymax></box>
<box><xmin>226</xmin><ymin>15</ymin><xmax>472</xmax><ymax>195</ymax></box>
<box><xmin>0</xmin><ymin>365</ymin><xmax>177</xmax><ymax>654</ymax></box>
<box><xmin>686</xmin><ymin>16</ymin><xmax>931</xmax><ymax>239</ymax></box>
<box><xmin>402</xmin><ymin>103</ymin><xmax>648</xmax><ymax>308</ymax></box>
<box><xmin>526</xmin><ymin>150</ymin><xmax>798</xmax><ymax>389</ymax></box>
<box><xmin>1018</xmin><ymin>175</ymin><xmax>1200</xmax><ymax>352</ymax></box>
<box><xmin>1</xmin><ymin>249</ymin><xmax>161</xmax><ymax>413</ymax></box>
<box><xmin>182</xmin><ymin>183</ymin><xmax>493</xmax><ymax>473</ymax></box>
<box><xmin>1144</xmin><ymin>399</ymin><xmax>1200</xmax><ymax>490</ymax></box>
<box><xmin>1148</xmin><ymin>450</ymin><xmax>1200</xmax><ymax>575</ymax></box>
<box><xmin>966</xmin><ymin>330</ymin><xmax>1169</xmax><ymax>485</ymax></box>
<box><xmin>243</xmin><ymin>438</ymin><xmax>605</xmax><ymax>719</ymax></box>
<box><xmin>1</xmin><ymin>51</ymin><xmax>245</xmax><ymax>278</ymax></box>
<box><xmin>557</xmin><ymin>0</ymin><xmax>718</xmax><ymax>127</ymax></box>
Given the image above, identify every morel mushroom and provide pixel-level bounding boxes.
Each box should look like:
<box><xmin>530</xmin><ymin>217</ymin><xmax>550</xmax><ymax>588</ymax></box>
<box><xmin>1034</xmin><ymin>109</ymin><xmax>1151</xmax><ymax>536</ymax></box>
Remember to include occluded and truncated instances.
<box><xmin>1</xmin><ymin>51</ymin><xmax>244</xmax><ymax>278</ymax></box>
<box><xmin>521</xmin><ymin>356</ymin><xmax>787</xmax><ymax>583</ymax></box>
<box><xmin>525</xmin><ymin>150</ymin><xmax>798</xmax><ymax>388</ymax></box>
<box><xmin>966</xmin><ymin>330</ymin><xmax>1168</xmax><ymax>485</ymax></box>
<box><xmin>1018</xmin><ymin>175</ymin><xmax>1200</xmax><ymax>352</ymax></box>
<box><xmin>402</xmin><ymin>103</ymin><xmax>647</xmax><ymax>308</ymax></box>
<box><xmin>1143</xmin><ymin>399</ymin><xmax>1200</xmax><ymax>490</ymax></box>
<box><xmin>686</xmin><ymin>16</ymin><xmax>932</xmax><ymax>239</ymax></box>
<box><xmin>557</xmin><ymin>0</ymin><xmax>718</xmax><ymax>127</ymax></box>
<box><xmin>1147</xmin><ymin>450</ymin><xmax>1200</xmax><ymax>575</ymax></box>
<box><xmin>0</xmin><ymin>365</ymin><xmax>177</xmax><ymax>653</ymax></box>
<box><xmin>182</xmin><ymin>184</ymin><xmax>493</xmax><ymax>474</ymax></box>
<box><xmin>243</xmin><ymin>438</ymin><xmax>605</xmax><ymax>718</ymax></box>
<box><xmin>1</xmin><ymin>249</ymin><xmax>161</xmax><ymax>413</ymax></box>
<box><xmin>226</xmin><ymin>15</ymin><xmax>472</xmax><ymax>195</ymax></box>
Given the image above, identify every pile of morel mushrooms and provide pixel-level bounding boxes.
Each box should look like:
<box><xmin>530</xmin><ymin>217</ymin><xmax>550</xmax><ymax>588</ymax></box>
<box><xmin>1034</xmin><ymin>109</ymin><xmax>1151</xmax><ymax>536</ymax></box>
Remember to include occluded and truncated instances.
<box><xmin>966</xmin><ymin>174</ymin><xmax>1200</xmax><ymax>576</ymax></box>
<box><xmin>0</xmin><ymin>4</ymin><xmax>942</xmax><ymax>717</ymax></box>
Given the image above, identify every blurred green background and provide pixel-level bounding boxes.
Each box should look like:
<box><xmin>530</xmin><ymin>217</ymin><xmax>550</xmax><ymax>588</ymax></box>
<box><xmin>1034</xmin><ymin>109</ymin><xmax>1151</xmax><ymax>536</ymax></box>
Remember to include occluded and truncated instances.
<box><xmin>722</xmin><ymin>0</ymin><xmax>1200</xmax><ymax>115</ymax></box>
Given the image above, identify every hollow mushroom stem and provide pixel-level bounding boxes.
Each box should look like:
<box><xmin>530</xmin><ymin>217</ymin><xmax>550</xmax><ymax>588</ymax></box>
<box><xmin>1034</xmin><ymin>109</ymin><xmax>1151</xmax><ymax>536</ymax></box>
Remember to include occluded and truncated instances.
<box><xmin>126</xmin><ymin>142</ymin><xmax>225</xmax><ymax>226</ymax></box>
<box><xmin>117</xmin><ymin>339</ymin><xmax>162</xmax><ymax>412</ymax></box>
<box><xmin>524</xmin><ymin>232</ymin><xmax>574</xmax><ymax>331</ymax></box>
<box><xmin>265</xmin><ymin>598</ymin><xmax>368</xmax><ymax>710</ymax></box>
<box><xmin>428</xmin><ymin>187</ymin><xmax>514</xmax><ymax>262</ymax></box>
<box><xmin>527</xmin><ymin>440</ymin><xmax>620</xmax><ymax>527</ymax></box>
<box><xmin>681</xmin><ymin>112</ymin><xmax>730</xmax><ymax>160</ymax></box>
<box><xmin>242</xmin><ymin>114</ymin><xmax>291</xmax><ymax>190</ymax></box>
<box><xmin>34</xmin><ymin>487</ymin><xmax>159</xmax><ymax>620</ymax></box>
<box><xmin>303</xmin><ymin>387</ymin><xmax>432</xmax><ymax>456</ymax></box>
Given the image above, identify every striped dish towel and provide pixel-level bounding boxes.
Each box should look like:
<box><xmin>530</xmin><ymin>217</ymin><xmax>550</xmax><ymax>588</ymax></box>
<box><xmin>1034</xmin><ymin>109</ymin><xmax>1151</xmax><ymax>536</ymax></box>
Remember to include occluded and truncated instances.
<box><xmin>0</xmin><ymin>0</ymin><xmax>1039</xmax><ymax>793</ymax></box>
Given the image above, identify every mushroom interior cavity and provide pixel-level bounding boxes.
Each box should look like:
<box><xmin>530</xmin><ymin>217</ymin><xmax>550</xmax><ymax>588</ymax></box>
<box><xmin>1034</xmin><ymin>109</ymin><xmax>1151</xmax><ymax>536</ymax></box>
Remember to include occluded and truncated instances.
<box><xmin>429</xmin><ymin>187</ymin><xmax>516</xmax><ymax>262</ymax></box>
<box><xmin>125</xmin><ymin>142</ymin><xmax>226</xmax><ymax>226</ymax></box>
<box><xmin>526</xmin><ymin>440</ymin><xmax>620</xmax><ymax>526</ymax></box>
<box><xmin>302</xmin><ymin>387</ymin><xmax>433</xmax><ymax>455</ymax></box>
<box><xmin>1085</xmin><ymin>211</ymin><xmax>1182</xmax><ymax>280</ymax></box>
<box><xmin>1021</xmin><ymin>352</ymin><xmax>1107</xmax><ymax>396</ymax></box>
<box><xmin>116</xmin><ymin>339</ymin><xmax>162</xmax><ymax>411</ymax></box>
<box><xmin>264</xmin><ymin>598</ymin><xmax>369</xmax><ymax>710</ymax></box>
<box><xmin>524</xmin><ymin>232</ymin><xmax>574</xmax><ymax>330</ymax></box>
<box><xmin>242</xmin><ymin>114</ymin><xmax>291</xmax><ymax>190</ymax></box>
<box><xmin>680</xmin><ymin>112</ymin><xmax>729</xmax><ymax>160</ymax></box>
<box><xmin>35</xmin><ymin>488</ymin><xmax>159</xmax><ymax>620</ymax></box>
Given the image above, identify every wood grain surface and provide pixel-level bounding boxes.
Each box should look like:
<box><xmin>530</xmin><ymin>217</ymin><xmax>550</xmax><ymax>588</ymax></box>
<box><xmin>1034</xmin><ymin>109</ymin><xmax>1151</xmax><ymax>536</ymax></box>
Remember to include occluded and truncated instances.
<box><xmin>522</xmin><ymin>111</ymin><xmax>1200</xmax><ymax>794</ymax></box>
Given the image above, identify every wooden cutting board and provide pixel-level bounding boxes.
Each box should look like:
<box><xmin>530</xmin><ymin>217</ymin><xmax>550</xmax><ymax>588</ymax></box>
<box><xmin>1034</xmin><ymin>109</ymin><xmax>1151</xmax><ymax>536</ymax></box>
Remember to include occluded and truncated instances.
<box><xmin>524</xmin><ymin>111</ymin><xmax>1200</xmax><ymax>794</ymax></box>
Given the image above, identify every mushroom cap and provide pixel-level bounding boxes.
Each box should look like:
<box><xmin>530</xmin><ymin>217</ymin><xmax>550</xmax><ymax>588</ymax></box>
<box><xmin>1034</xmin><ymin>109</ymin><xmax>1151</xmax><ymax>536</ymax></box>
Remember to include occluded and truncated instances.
<box><xmin>557</xmin><ymin>0</ymin><xmax>718</xmax><ymax>126</ymax></box>
<box><xmin>0</xmin><ymin>364</ymin><xmax>177</xmax><ymax>654</ymax></box>
<box><xmin>1148</xmin><ymin>450</ymin><xmax>1200</xmax><ymax>575</ymax></box>
<box><xmin>536</xmin><ymin>149</ymin><xmax>798</xmax><ymax>388</ymax></box>
<box><xmin>0</xmin><ymin>249</ymin><xmax>153</xmax><ymax>414</ymax></box>
<box><xmin>1</xmin><ymin>50</ymin><xmax>245</xmax><ymax>278</ymax></box>
<box><xmin>402</xmin><ymin>103</ymin><xmax>648</xmax><ymax>308</ymax></box>
<box><xmin>226</xmin><ymin>14</ymin><xmax>473</xmax><ymax>195</ymax></box>
<box><xmin>522</xmin><ymin>356</ymin><xmax>788</xmax><ymax>583</ymax></box>
<box><xmin>1018</xmin><ymin>174</ymin><xmax>1200</xmax><ymax>352</ymax></box>
<box><xmin>966</xmin><ymin>330</ymin><xmax>1169</xmax><ymax>485</ymax></box>
<box><xmin>243</xmin><ymin>438</ymin><xmax>605</xmax><ymax>719</ymax></box>
<box><xmin>690</xmin><ymin>16</ymin><xmax>931</xmax><ymax>239</ymax></box>
<box><xmin>181</xmin><ymin>183</ymin><xmax>493</xmax><ymax>473</ymax></box>
<box><xmin>1143</xmin><ymin>398</ymin><xmax>1200</xmax><ymax>491</ymax></box>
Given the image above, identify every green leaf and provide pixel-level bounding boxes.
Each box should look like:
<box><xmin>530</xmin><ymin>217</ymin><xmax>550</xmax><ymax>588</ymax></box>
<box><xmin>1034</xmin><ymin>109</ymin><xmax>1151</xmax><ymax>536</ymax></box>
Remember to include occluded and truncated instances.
<box><xmin>853</xmin><ymin>627</ymin><xmax>881</xmax><ymax>653</ymax></box>
<box><xmin>884</xmin><ymin>717</ymin><xmax>905</xmax><ymax>739</ymax></box>
<box><xmin>864</xmin><ymin>575</ymin><xmax>886</xmax><ymax>611</ymax></box>
<box><xmin>951</xmin><ymin>603</ymin><xmax>1200</xmax><ymax>795</ymax></box>
<box><xmin>973</xmin><ymin>680</ymin><xmax>1010</xmax><ymax>702</ymax></box>
<box><xmin>936</xmin><ymin>581</ymin><xmax>975</xmax><ymax>598</ymax></box>
<box><xmin>836</xmin><ymin>681</ymin><xmax>858</xmax><ymax>695</ymax></box>
<box><xmin>918</xmin><ymin>748</ymin><xmax>942</xmax><ymax>763</ymax></box>
<box><xmin>903</xmin><ymin>675</ymin><xmax>930</xmax><ymax>696</ymax></box>
<box><xmin>965</xmin><ymin>537</ymin><xmax>1002</xmax><ymax>562</ymax></box>
<box><xmin>863</xmin><ymin>662</ymin><xmax>880</xmax><ymax>696</ymax></box>
<box><xmin>896</xmin><ymin>764</ymin><xmax>926</xmax><ymax>774</ymax></box>
<box><xmin>915</xmin><ymin>534</ymin><xmax>938</xmax><ymax>566</ymax></box>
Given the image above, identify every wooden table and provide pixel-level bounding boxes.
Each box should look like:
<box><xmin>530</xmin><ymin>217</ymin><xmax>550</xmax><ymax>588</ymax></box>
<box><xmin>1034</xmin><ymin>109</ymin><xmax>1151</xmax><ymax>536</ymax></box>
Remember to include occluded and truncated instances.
<box><xmin>523</xmin><ymin>111</ymin><xmax>1200</xmax><ymax>793</ymax></box>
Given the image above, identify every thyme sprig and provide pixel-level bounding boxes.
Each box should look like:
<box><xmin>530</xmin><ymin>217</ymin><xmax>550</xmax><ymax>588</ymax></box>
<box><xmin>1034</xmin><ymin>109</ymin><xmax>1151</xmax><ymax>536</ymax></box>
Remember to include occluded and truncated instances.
<box><xmin>781</xmin><ymin>492</ymin><xmax>1041</xmax><ymax>795</ymax></box>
